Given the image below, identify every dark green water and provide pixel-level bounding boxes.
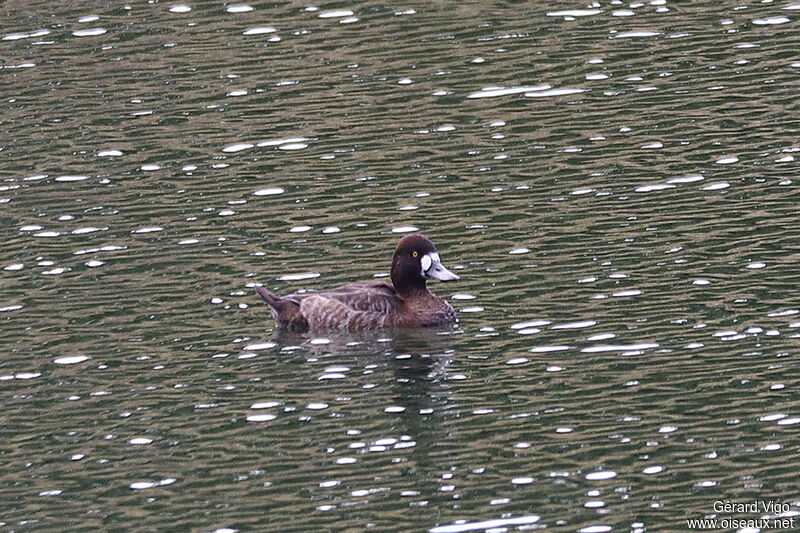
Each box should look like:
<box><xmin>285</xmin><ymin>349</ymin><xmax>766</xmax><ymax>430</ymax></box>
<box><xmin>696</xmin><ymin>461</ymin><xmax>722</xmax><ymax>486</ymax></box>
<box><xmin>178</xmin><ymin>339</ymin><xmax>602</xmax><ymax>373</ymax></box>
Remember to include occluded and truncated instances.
<box><xmin>3</xmin><ymin>1</ymin><xmax>800</xmax><ymax>531</ymax></box>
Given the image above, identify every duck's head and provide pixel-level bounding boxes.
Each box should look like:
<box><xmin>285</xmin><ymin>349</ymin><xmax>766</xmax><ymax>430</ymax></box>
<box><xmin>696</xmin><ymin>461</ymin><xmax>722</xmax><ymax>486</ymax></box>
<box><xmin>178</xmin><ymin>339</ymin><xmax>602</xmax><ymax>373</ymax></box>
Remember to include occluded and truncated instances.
<box><xmin>390</xmin><ymin>234</ymin><xmax>459</xmax><ymax>294</ymax></box>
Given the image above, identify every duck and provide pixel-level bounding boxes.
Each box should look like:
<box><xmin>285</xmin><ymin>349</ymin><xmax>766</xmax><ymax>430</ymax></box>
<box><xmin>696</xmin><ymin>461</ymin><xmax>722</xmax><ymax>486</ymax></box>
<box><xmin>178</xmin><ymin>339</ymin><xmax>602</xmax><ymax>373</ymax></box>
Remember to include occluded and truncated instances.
<box><xmin>256</xmin><ymin>234</ymin><xmax>460</xmax><ymax>331</ymax></box>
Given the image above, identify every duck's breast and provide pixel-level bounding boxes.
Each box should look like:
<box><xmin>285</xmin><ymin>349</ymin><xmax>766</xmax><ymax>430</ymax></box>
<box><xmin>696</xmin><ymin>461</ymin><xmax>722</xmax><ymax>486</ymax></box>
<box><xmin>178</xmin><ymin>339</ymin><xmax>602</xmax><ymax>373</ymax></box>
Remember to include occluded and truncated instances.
<box><xmin>396</xmin><ymin>292</ymin><xmax>457</xmax><ymax>328</ymax></box>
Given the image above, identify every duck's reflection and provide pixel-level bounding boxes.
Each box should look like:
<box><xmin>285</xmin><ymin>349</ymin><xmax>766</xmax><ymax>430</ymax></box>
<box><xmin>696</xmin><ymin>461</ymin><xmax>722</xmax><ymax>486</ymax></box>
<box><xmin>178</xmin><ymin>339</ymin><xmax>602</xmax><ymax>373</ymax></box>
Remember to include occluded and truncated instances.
<box><xmin>271</xmin><ymin>325</ymin><xmax>460</xmax><ymax>409</ymax></box>
<box><xmin>271</xmin><ymin>326</ymin><xmax>460</xmax><ymax>363</ymax></box>
<box><xmin>268</xmin><ymin>326</ymin><xmax>464</xmax><ymax>492</ymax></box>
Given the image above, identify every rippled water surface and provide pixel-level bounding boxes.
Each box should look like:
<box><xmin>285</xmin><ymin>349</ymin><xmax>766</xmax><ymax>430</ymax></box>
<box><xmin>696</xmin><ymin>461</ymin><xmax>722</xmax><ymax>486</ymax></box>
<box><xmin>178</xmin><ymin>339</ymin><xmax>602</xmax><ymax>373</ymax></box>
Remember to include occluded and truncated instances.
<box><xmin>4</xmin><ymin>1</ymin><xmax>800</xmax><ymax>531</ymax></box>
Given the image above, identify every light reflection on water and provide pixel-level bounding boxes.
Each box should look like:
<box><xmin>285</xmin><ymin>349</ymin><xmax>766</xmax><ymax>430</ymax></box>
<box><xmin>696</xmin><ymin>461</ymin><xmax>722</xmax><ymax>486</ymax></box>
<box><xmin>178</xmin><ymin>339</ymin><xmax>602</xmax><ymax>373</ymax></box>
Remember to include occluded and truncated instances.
<box><xmin>2</xmin><ymin>0</ymin><xmax>800</xmax><ymax>531</ymax></box>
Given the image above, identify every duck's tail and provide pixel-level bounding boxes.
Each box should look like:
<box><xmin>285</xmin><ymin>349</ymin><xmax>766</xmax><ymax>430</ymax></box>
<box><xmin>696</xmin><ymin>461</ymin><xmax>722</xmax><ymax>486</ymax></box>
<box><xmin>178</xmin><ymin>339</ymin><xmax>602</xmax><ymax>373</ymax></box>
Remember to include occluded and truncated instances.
<box><xmin>255</xmin><ymin>287</ymin><xmax>285</xmax><ymax>309</ymax></box>
<box><xmin>255</xmin><ymin>287</ymin><xmax>308</xmax><ymax>331</ymax></box>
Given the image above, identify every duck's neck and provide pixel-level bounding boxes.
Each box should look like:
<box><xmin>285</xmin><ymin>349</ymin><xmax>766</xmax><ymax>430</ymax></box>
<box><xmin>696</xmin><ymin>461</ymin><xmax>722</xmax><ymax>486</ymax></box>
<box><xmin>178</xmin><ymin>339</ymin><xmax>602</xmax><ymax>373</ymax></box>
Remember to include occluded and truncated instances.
<box><xmin>391</xmin><ymin>275</ymin><xmax>428</xmax><ymax>297</ymax></box>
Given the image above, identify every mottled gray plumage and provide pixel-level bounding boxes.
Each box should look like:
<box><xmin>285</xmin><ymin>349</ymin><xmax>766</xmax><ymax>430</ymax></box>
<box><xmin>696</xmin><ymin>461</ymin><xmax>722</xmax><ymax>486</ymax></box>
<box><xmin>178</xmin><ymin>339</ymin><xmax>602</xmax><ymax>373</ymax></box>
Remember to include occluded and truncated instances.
<box><xmin>256</xmin><ymin>234</ymin><xmax>459</xmax><ymax>332</ymax></box>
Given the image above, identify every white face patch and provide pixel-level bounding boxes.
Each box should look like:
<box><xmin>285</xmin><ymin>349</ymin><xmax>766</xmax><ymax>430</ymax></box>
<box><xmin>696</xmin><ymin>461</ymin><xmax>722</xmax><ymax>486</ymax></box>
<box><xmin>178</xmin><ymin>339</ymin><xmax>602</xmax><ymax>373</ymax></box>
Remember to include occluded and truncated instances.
<box><xmin>421</xmin><ymin>253</ymin><xmax>433</xmax><ymax>274</ymax></box>
<box><xmin>421</xmin><ymin>251</ymin><xmax>460</xmax><ymax>282</ymax></box>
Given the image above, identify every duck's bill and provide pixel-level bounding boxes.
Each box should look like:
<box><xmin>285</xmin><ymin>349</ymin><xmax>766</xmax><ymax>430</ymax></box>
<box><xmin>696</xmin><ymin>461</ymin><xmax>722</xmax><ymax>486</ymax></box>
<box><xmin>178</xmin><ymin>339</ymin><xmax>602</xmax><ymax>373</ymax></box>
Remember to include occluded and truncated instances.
<box><xmin>425</xmin><ymin>255</ymin><xmax>460</xmax><ymax>281</ymax></box>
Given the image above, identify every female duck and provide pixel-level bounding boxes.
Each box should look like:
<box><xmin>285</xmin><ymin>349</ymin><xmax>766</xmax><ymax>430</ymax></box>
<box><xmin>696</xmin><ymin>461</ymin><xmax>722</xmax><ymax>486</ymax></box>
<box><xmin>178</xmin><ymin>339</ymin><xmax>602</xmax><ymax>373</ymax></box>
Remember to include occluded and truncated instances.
<box><xmin>256</xmin><ymin>234</ymin><xmax>460</xmax><ymax>331</ymax></box>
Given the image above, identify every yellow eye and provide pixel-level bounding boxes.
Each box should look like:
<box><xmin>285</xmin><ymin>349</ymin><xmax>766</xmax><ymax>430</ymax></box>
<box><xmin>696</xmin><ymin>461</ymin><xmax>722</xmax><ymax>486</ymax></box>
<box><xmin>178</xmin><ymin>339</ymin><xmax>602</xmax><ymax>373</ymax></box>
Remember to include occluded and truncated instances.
<box><xmin>412</xmin><ymin>251</ymin><xmax>418</xmax><ymax>258</ymax></box>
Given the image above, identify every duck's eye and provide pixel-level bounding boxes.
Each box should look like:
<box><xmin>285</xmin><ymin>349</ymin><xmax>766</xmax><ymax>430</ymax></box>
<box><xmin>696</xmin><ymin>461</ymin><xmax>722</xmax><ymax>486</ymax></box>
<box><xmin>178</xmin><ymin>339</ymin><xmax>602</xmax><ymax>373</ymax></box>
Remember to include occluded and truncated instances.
<box><xmin>412</xmin><ymin>251</ymin><xmax>418</xmax><ymax>258</ymax></box>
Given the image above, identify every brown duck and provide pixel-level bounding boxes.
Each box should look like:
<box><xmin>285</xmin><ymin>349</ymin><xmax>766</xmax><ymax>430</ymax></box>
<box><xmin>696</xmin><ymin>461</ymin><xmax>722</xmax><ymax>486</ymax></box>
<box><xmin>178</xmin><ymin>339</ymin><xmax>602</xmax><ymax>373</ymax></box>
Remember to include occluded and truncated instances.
<box><xmin>256</xmin><ymin>234</ymin><xmax>460</xmax><ymax>331</ymax></box>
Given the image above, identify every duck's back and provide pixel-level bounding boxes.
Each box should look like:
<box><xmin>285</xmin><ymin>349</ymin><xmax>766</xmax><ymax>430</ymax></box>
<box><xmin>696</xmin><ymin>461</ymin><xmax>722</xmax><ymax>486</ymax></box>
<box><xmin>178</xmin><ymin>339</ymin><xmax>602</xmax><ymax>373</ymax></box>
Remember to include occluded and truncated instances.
<box><xmin>292</xmin><ymin>281</ymin><xmax>403</xmax><ymax>330</ymax></box>
<box><xmin>300</xmin><ymin>281</ymin><xmax>398</xmax><ymax>310</ymax></box>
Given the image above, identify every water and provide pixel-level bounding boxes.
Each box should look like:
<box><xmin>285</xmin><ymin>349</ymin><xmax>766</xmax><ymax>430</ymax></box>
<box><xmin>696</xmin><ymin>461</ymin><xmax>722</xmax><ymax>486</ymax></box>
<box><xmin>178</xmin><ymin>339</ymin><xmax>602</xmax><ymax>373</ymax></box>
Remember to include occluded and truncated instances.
<box><xmin>3</xmin><ymin>1</ymin><xmax>800</xmax><ymax>531</ymax></box>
